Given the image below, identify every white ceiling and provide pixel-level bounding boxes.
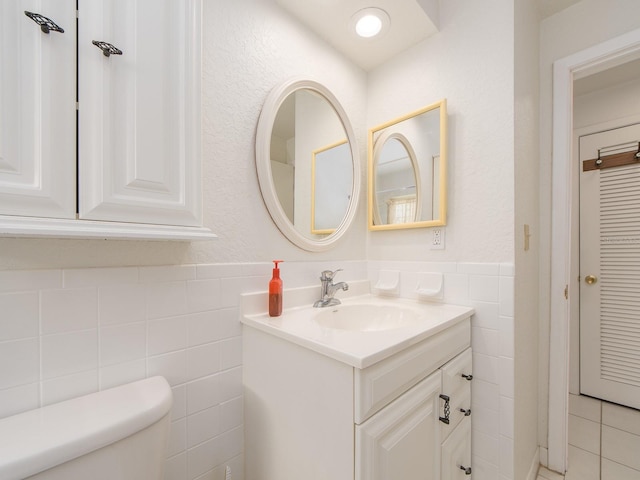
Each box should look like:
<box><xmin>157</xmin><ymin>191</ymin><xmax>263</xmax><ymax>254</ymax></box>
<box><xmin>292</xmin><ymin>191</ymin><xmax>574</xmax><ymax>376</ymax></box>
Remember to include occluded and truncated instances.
<box><xmin>275</xmin><ymin>0</ymin><xmax>585</xmax><ymax>72</ymax></box>
<box><xmin>275</xmin><ymin>0</ymin><xmax>439</xmax><ymax>71</ymax></box>
<box><xmin>537</xmin><ymin>0</ymin><xmax>582</xmax><ymax>18</ymax></box>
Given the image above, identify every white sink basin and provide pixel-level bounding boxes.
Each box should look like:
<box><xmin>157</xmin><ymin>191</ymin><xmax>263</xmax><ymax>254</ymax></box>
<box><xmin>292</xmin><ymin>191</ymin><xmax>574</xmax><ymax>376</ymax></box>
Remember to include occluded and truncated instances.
<box><xmin>314</xmin><ymin>304</ymin><xmax>421</xmax><ymax>332</ymax></box>
<box><xmin>240</xmin><ymin>283</ymin><xmax>474</xmax><ymax>368</ymax></box>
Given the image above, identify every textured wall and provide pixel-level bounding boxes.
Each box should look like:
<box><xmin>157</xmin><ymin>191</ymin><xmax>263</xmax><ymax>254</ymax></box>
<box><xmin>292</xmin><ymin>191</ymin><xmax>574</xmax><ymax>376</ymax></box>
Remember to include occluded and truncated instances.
<box><xmin>0</xmin><ymin>0</ymin><xmax>368</xmax><ymax>270</ymax></box>
<box><xmin>366</xmin><ymin>0</ymin><xmax>516</xmax><ymax>263</ymax></box>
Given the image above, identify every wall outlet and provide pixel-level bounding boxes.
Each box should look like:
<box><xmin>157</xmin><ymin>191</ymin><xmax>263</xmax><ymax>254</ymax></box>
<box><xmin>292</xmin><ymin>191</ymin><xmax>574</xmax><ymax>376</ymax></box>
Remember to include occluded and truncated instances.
<box><xmin>431</xmin><ymin>227</ymin><xmax>445</xmax><ymax>250</ymax></box>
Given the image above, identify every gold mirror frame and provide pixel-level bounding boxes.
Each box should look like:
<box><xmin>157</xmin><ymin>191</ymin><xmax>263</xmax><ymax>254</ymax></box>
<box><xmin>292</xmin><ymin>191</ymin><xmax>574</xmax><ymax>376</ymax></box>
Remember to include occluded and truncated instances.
<box><xmin>310</xmin><ymin>139</ymin><xmax>350</xmax><ymax>235</ymax></box>
<box><xmin>368</xmin><ymin>99</ymin><xmax>447</xmax><ymax>231</ymax></box>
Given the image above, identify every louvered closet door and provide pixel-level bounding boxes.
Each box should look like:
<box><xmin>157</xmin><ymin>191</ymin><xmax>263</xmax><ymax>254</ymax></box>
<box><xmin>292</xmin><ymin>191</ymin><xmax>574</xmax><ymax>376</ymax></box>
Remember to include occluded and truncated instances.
<box><xmin>580</xmin><ymin>123</ymin><xmax>640</xmax><ymax>409</ymax></box>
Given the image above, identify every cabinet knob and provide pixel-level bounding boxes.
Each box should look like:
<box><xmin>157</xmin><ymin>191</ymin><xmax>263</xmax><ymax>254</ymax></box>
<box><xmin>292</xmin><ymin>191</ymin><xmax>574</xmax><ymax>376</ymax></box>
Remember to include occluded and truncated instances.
<box><xmin>459</xmin><ymin>408</ymin><xmax>471</xmax><ymax>416</ymax></box>
<box><xmin>461</xmin><ymin>373</ymin><xmax>473</xmax><ymax>381</ymax></box>
<box><xmin>92</xmin><ymin>40</ymin><xmax>123</xmax><ymax>57</ymax></box>
<box><xmin>459</xmin><ymin>465</ymin><xmax>472</xmax><ymax>475</ymax></box>
<box><xmin>24</xmin><ymin>11</ymin><xmax>64</xmax><ymax>34</ymax></box>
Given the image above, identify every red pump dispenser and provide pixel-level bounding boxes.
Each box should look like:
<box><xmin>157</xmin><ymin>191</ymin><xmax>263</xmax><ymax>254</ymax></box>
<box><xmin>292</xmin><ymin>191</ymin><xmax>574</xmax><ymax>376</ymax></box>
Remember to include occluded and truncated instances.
<box><xmin>269</xmin><ymin>260</ymin><xmax>283</xmax><ymax>317</ymax></box>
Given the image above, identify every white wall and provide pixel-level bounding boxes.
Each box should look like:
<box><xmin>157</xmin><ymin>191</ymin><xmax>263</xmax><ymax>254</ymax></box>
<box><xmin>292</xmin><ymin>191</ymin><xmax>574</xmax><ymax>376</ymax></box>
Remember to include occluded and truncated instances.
<box><xmin>365</xmin><ymin>1</ymin><xmax>523</xmax><ymax>478</ymax></box>
<box><xmin>0</xmin><ymin>0</ymin><xmax>368</xmax><ymax>271</ymax></box>
<box><xmin>366</xmin><ymin>0</ymin><xmax>515</xmax><ymax>263</ymax></box>
<box><xmin>0</xmin><ymin>260</ymin><xmax>368</xmax><ymax>480</ymax></box>
<box><xmin>514</xmin><ymin>0</ymin><xmax>541</xmax><ymax>478</ymax></box>
<box><xmin>538</xmin><ymin>0</ymin><xmax>640</xmax><ymax>458</ymax></box>
<box><xmin>0</xmin><ymin>1</ymin><xmax>370</xmax><ymax>478</ymax></box>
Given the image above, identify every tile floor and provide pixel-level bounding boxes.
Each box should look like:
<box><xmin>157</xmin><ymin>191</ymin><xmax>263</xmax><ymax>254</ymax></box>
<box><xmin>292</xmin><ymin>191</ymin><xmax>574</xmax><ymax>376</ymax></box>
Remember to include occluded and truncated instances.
<box><xmin>537</xmin><ymin>394</ymin><xmax>640</xmax><ymax>480</ymax></box>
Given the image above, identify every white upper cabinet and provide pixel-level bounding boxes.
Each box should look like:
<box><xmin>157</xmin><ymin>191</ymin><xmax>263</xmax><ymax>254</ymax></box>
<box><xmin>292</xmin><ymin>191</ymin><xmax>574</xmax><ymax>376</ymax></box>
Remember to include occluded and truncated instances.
<box><xmin>78</xmin><ymin>0</ymin><xmax>202</xmax><ymax>227</ymax></box>
<box><xmin>0</xmin><ymin>1</ymin><xmax>76</xmax><ymax>219</ymax></box>
<box><xmin>0</xmin><ymin>0</ymin><xmax>212</xmax><ymax>240</ymax></box>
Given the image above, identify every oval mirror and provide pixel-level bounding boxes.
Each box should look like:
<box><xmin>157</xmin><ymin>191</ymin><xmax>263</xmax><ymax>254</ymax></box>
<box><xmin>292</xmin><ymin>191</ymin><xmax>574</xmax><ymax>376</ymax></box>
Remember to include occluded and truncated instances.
<box><xmin>256</xmin><ymin>78</ymin><xmax>360</xmax><ymax>251</ymax></box>
<box><xmin>368</xmin><ymin>100</ymin><xmax>447</xmax><ymax>230</ymax></box>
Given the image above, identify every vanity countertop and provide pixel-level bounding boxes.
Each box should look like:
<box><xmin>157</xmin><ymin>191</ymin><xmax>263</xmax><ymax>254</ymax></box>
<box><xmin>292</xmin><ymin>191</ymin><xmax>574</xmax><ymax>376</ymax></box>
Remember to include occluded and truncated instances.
<box><xmin>240</xmin><ymin>281</ymin><xmax>474</xmax><ymax>369</ymax></box>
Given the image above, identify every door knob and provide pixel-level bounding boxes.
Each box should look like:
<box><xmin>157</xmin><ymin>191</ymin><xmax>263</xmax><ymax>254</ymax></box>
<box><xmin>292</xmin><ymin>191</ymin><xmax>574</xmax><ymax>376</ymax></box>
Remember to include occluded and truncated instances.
<box><xmin>585</xmin><ymin>275</ymin><xmax>598</xmax><ymax>285</ymax></box>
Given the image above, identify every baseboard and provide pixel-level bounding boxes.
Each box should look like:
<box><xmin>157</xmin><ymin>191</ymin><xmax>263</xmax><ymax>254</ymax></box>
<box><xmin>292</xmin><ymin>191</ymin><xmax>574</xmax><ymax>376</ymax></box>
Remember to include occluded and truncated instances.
<box><xmin>527</xmin><ymin>447</ymin><xmax>541</xmax><ymax>480</ymax></box>
<box><xmin>539</xmin><ymin>446</ymin><xmax>549</xmax><ymax>468</ymax></box>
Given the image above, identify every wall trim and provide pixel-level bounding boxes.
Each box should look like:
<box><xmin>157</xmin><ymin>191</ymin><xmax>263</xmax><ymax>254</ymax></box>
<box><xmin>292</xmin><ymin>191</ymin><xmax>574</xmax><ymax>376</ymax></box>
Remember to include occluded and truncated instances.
<box><xmin>526</xmin><ymin>447</ymin><xmax>541</xmax><ymax>480</ymax></box>
<box><xmin>549</xmin><ymin>26</ymin><xmax>640</xmax><ymax>474</ymax></box>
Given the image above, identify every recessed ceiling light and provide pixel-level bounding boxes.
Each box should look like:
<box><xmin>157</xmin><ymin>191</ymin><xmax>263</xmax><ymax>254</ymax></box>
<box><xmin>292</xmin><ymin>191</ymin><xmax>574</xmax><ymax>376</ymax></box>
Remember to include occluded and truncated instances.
<box><xmin>351</xmin><ymin>8</ymin><xmax>390</xmax><ymax>39</ymax></box>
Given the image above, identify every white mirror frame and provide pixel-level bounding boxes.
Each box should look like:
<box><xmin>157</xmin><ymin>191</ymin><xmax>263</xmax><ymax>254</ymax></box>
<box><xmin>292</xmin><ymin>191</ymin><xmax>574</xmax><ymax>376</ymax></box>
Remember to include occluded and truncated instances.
<box><xmin>255</xmin><ymin>78</ymin><xmax>361</xmax><ymax>252</ymax></box>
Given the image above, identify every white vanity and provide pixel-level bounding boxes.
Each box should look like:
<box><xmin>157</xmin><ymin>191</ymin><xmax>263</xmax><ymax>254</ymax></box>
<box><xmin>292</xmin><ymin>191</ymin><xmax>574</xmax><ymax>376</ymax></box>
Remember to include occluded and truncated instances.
<box><xmin>242</xmin><ymin>282</ymin><xmax>474</xmax><ymax>480</ymax></box>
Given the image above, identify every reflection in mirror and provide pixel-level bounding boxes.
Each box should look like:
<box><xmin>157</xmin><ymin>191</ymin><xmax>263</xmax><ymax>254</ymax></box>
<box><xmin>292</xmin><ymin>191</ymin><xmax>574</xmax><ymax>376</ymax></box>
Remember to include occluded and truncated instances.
<box><xmin>312</xmin><ymin>141</ymin><xmax>352</xmax><ymax>234</ymax></box>
<box><xmin>368</xmin><ymin>99</ymin><xmax>447</xmax><ymax>230</ymax></box>
<box><xmin>373</xmin><ymin>133</ymin><xmax>420</xmax><ymax>225</ymax></box>
<box><xmin>256</xmin><ymin>79</ymin><xmax>360</xmax><ymax>252</ymax></box>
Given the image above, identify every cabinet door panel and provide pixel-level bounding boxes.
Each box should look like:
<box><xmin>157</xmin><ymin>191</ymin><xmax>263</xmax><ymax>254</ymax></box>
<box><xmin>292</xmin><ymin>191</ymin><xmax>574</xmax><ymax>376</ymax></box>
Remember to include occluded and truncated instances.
<box><xmin>441</xmin><ymin>417</ymin><xmax>472</xmax><ymax>480</ymax></box>
<box><xmin>0</xmin><ymin>1</ymin><xmax>76</xmax><ymax>218</ymax></box>
<box><xmin>356</xmin><ymin>371</ymin><xmax>441</xmax><ymax>480</ymax></box>
<box><xmin>78</xmin><ymin>0</ymin><xmax>201</xmax><ymax>226</ymax></box>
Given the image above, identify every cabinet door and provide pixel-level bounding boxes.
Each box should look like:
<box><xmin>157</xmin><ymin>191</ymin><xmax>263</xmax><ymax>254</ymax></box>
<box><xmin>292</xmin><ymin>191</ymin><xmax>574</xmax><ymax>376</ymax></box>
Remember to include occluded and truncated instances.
<box><xmin>440</xmin><ymin>348</ymin><xmax>472</xmax><ymax>440</ymax></box>
<box><xmin>0</xmin><ymin>1</ymin><xmax>76</xmax><ymax>219</ymax></box>
<box><xmin>441</xmin><ymin>417</ymin><xmax>472</xmax><ymax>480</ymax></box>
<box><xmin>78</xmin><ymin>0</ymin><xmax>201</xmax><ymax>226</ymax></box>
<box><xmin>356</xmin><ymin>371</ymin><xmax>441</xmax><ymax>480</ymax></box>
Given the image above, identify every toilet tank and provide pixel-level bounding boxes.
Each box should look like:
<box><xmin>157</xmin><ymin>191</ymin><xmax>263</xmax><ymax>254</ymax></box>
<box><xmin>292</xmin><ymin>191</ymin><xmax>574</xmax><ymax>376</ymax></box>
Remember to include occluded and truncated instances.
<box><xmin>0</xmin><ymin>376</ymin><xmax>172</xmax><ymax>480</ymax></box>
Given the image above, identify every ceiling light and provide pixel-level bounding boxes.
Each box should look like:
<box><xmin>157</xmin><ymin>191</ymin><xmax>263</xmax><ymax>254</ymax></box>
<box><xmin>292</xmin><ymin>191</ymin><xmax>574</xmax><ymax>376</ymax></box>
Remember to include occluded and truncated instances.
<box><xmin>356</xmin><ymin>15</ymin><xmax>382</xmax><ymax>37</ymax></box>
<box><xmin>351</xmin><ymin>8</ymin><xmax>390</xmax><ymax>39</ymax></box>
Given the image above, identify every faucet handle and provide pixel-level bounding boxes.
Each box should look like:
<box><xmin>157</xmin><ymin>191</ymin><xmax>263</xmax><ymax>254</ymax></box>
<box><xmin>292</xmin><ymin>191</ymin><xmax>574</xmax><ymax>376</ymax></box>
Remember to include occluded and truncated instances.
<box><xmin>320</xmin><ymin>269</ymin><xmax>342</xmax><ymax>281</ymax></box>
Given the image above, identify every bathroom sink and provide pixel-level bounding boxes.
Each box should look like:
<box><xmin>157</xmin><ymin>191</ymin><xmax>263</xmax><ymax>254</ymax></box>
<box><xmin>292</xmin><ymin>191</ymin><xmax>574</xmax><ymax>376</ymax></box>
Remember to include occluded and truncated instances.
<box><xmin>241</xmin><ymin>283</ymin><xmax>474</xmax><ymax>368</ymax></box>
<box><xmin>314</xmin><ymin>304</ymin><xmax>421</xmax><ymax>332</ymax></box>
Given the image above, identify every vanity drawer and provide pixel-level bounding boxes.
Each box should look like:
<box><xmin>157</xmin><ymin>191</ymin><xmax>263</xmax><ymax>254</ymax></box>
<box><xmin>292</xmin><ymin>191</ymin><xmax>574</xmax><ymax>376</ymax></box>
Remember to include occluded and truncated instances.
<box><xmin>441</xmin><ymin>347</ymin><xmax>473</xmax><ymax>396</ymax></box>
<box><xmin>439</xmin><ymin>348</ymin><xmax>472</xmax><ymax>439</ymax></box>
<box><xmin>354</xmin><ymin>318</ymin><xmax>470</xmax><ymax>424</ymax></box>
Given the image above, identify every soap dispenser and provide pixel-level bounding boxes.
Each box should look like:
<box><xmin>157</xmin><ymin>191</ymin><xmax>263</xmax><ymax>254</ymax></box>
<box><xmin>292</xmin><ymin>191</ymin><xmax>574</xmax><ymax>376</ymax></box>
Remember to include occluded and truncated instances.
<box><xmin>269</xmin><ymin>260</ymin><xmax>283</xmax><ymax>317</ymax></box>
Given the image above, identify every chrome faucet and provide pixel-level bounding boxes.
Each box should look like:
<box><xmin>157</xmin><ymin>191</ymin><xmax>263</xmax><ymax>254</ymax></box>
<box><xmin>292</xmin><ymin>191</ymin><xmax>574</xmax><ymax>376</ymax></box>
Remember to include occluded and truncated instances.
<box><xmin>313</xmin><ymin>269</ymin><xmax>349</xmax><ymax>308</ymax></box>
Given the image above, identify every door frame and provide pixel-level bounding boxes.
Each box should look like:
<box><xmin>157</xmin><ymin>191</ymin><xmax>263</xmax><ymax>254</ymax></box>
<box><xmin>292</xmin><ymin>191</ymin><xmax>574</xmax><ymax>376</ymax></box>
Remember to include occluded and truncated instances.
<box><xmin>549</xmin><ymin>27</ymin><xmax>640</xmax><ymax>473</ymax></box>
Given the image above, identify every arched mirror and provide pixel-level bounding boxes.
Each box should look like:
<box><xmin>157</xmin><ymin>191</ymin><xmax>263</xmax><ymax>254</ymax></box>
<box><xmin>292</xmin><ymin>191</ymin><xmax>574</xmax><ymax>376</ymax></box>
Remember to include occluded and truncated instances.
<box><xmin>368</xmin><ymin>99</ymin><xmax>447</xmax><ymax>230</ymax></box>
<box><xmin>372</xmin><ymin>132</ymin><xmax>421</xmax><ymax>225</ymax></box>
<box><xmin>256</xmin><ymin>78</ymin><xmax>360</xmax><ymax>251</ymax></box>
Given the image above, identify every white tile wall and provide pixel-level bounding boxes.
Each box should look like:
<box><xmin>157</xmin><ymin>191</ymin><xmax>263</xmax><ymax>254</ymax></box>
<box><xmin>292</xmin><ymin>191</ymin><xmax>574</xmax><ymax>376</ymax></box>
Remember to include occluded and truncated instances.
<box><xmin>1</xmin><ymin>260</ymin><xmax>510</xmax><ymax>478</ymax></box>
<box><xmin>0</xmin><ymin>261</ymin><xmax>367</xmax><ymax>480</ymax></box>
<box><xmin>369</xmin><ymin>260</ymin><xmax>516</xmax><ymax>480</ymax></box>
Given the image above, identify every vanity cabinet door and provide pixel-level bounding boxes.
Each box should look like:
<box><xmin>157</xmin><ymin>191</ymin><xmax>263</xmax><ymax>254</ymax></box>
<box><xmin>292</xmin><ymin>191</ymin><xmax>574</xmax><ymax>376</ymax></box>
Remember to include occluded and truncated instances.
<box><xmin>0</xmin><ymin>1</ymin><xmax>76</xmax><ymax>219</ymax></box>
<box><xmin>440</xmin><ymin>348</ymin><xmax>473</xmax><ymax>440</ymax></box>
<box><xmin>78</xmin><ymin>0</ymin><xmax>202</xmax><ymax>227</ymax></box>
<box><xmin>441</xmin><ymin>417</ymin><xmax>472</xmax><ymax>480</ymax></box>
<box><xmin>356</xmin><ymin>371</ymin><xmax>441</xmax><ymax>480</ymax></box>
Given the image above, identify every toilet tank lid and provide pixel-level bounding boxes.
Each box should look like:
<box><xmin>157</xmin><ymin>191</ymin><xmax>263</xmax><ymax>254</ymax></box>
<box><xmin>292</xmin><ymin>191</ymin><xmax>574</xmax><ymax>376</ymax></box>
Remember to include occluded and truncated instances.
<box><xmin>0</xmin><ymin>376</ymin><xmax>172</xmax><ymax>480</ymax></box>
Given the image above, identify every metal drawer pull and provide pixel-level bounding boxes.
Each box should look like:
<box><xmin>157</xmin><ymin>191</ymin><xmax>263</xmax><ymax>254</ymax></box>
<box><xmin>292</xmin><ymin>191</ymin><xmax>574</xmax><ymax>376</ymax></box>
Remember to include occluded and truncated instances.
<box><xmin>459</xmin><ymin>408</ymin><xmax>471</xmax><ymax>416</ymax></box>
<box><xmin>92</xmin><ymin>40</ymin><xmax>123</xmax><ymax>57</ymax></box>
<box><xmin>461</xmin><ymin>373</ymin><xmax>473</xmax><ymax>381</ymax></box>
<box><xmin>460</xmin><ymin>465</ymin><xmax>472</xmax><ymax>475</ymax></box>
<box><xmin>24</xmin><ymin>11</ymin><xmax>64</xmax><ymax>34</ymax></box>
<box><xmin>439</xmin><ymin>394</ymin><xmax>450</xmax><ymax>424</ymax></box>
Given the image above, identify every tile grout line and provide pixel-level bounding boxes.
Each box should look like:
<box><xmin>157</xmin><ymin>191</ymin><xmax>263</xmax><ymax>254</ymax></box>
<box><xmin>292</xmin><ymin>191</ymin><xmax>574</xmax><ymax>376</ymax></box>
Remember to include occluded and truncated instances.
<box><xmin>599</xmin><ymin>400</ymin><xmax>602</xmax><ymax>480</ymax></box>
